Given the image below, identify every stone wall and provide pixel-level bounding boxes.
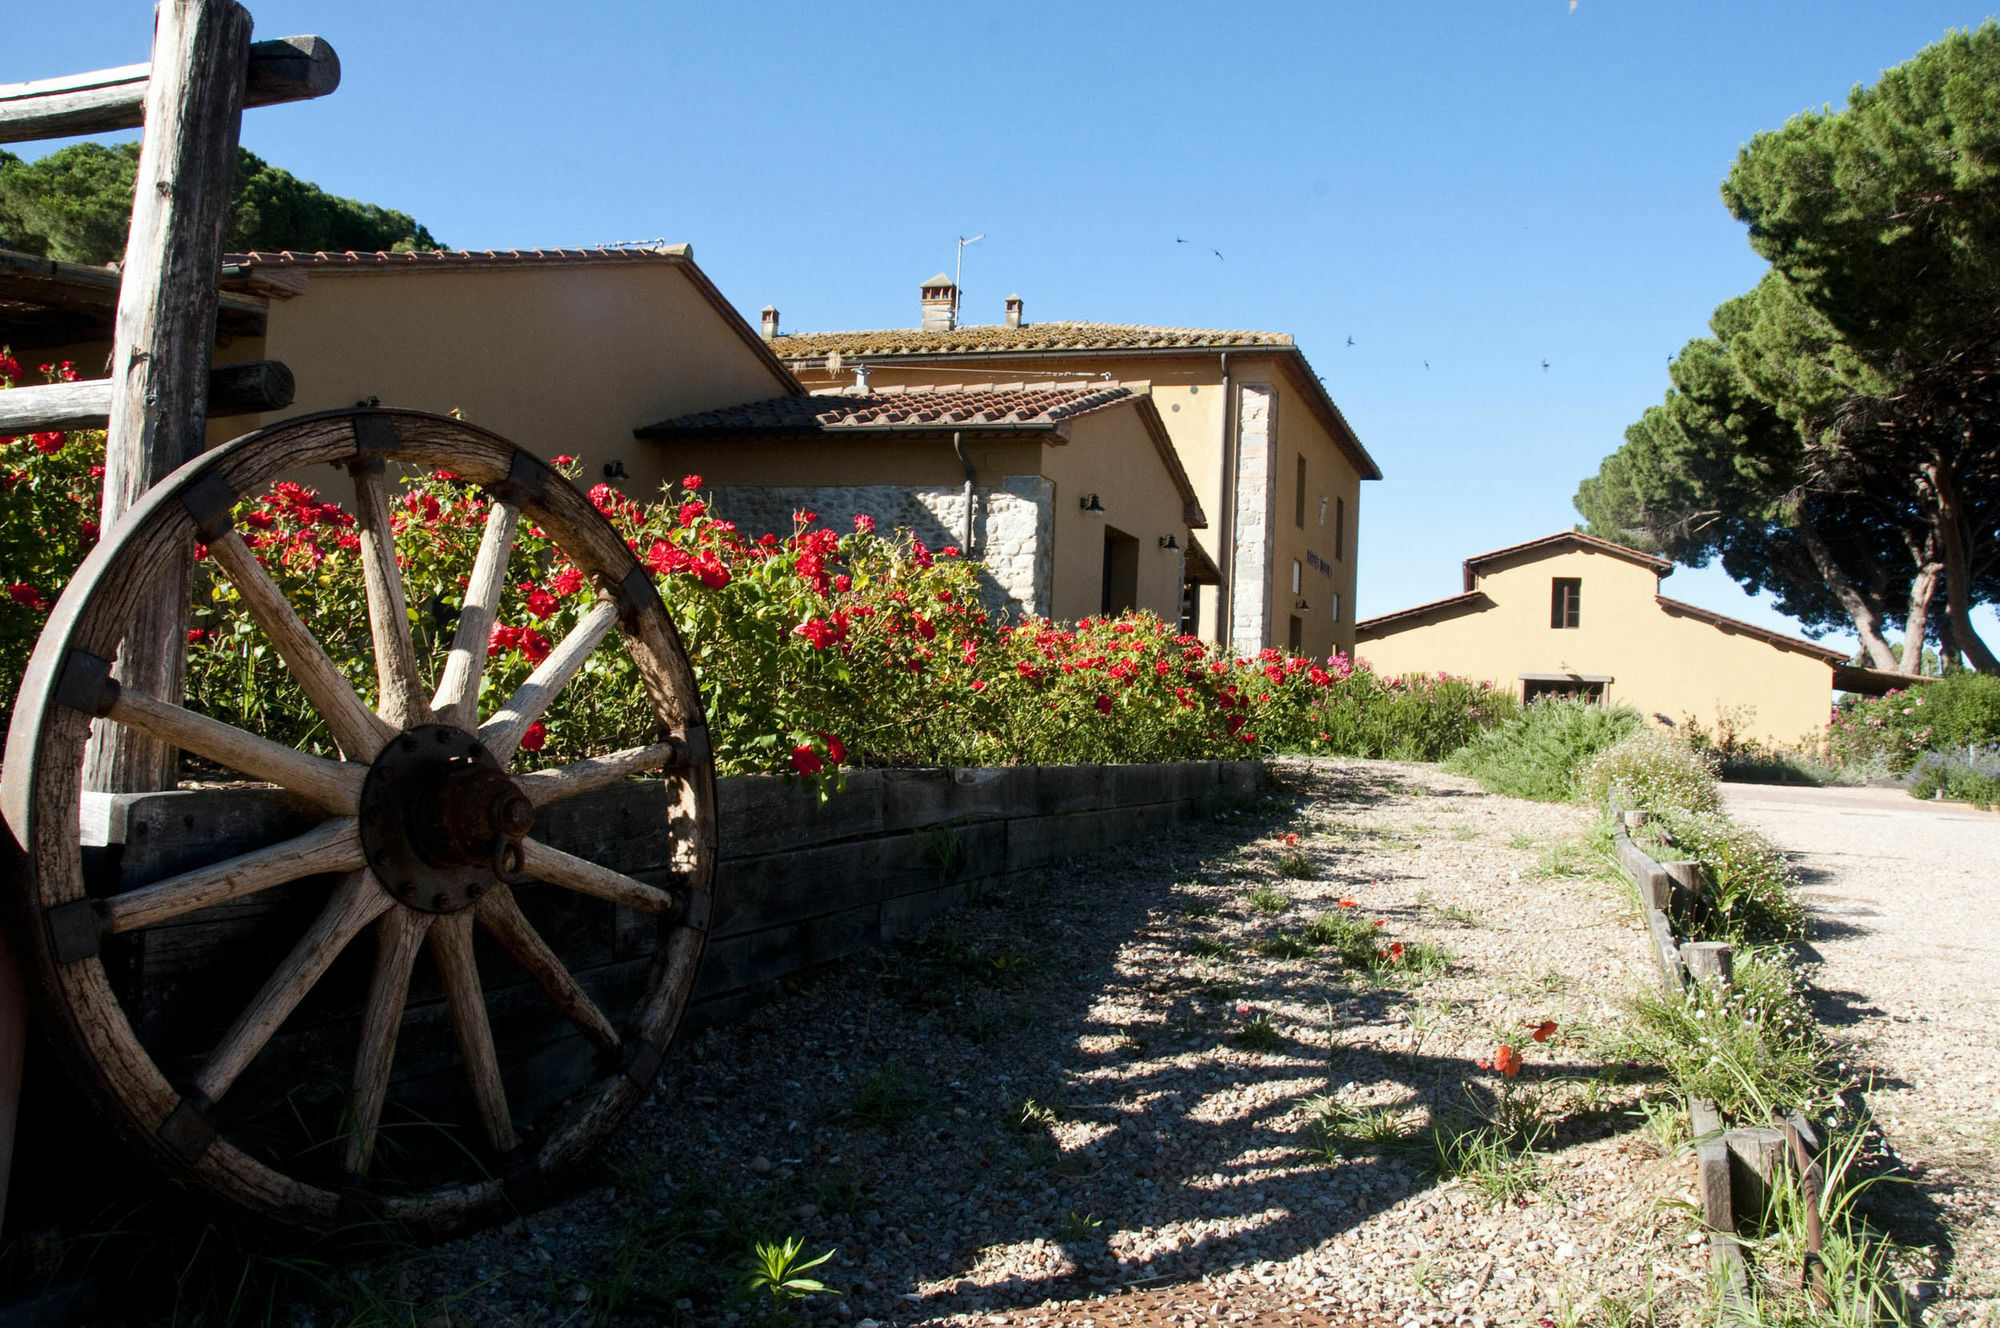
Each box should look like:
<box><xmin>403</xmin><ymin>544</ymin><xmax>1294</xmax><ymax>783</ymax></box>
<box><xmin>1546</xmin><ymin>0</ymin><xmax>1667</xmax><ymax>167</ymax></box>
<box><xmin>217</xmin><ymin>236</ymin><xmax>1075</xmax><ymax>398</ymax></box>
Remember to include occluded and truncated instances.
<box><xmin>709</xmin><ymin>480</ymin><xmax>1054</xmax><ymax>619</ymax></box>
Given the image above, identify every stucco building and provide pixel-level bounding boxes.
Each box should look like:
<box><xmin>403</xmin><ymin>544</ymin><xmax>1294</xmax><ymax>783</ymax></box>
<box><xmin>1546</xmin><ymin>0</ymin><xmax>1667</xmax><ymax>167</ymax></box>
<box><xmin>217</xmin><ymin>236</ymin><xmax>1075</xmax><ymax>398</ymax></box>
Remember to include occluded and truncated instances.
<box><xmin>638</xmin><ymin>381</ymin><xmax>1206</xmax><ymax>623</ymax></box>
<box><xmin>761</xmin><ymin>279</ymin><xmax>1379</xmax><ymax>658</ymax></box>
<box><xmin>1354</xmin><ymin>532</ymin><xmax>1845</xmax><ymax>747</ymax></box>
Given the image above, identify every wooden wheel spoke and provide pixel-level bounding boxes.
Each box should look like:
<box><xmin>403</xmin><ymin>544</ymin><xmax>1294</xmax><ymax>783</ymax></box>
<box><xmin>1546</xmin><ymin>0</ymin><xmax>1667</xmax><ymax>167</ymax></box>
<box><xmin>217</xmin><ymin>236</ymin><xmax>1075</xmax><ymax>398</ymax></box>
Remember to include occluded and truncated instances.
<box><xmin>478</xmin><ymin>600</ymin><xmax>619</xmax><ymax>764</ymax></box>
<box><xmin>351</xmin><ymin>465</ymin><xmax>432</xmax><ymax>729</ymax></box>
<box><xmin>107</xmin><ymin>688</ymin><xmax>363</xmax><ymax>813</ymax></box>
<box><xmin>431</xmin><ymin>500</ymin><xmax>520</xmax><ymax>731</ymax></box>
<box><xmin>192</xmin><ymin>870</ymin><xmax>390</xmax><ymax>1105</ymax></box>
<box><xmin>517</xmin><ymin>740</ymin><xmax>683</xmax><ymax>807</ymax></box>
<box><xmin>518</xmin><ymin>838</ymin><xmax>680</xmax><ymax>915</ymax></box>
<box><xmin>428</xmin><ymin>910</ymin><xmax>518</xmax><ymax>1153</ymax></box>
<box><xmin>476</xmin><ymin>886</ymin><xmax>621</xmax><ymax>1054</ymax></box>
<box><xmin>103</xmin><ymin>816</ymin><xmax>363</xmax><ymax>934</ymax></box>
<box><xmin>342</xmin><ymin>907</ymin><xmax>432</xmax><ymax>1176</ymax></box>
<box><xmin>207</xmin><ymin>531</ymin><xmax>398</xmax><ymax>761</ymax></box>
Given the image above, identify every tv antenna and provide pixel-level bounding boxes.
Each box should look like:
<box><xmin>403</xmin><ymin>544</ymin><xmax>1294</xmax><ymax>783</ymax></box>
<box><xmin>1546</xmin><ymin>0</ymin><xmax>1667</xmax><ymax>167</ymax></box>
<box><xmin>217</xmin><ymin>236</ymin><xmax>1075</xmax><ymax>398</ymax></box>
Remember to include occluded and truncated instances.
<box><xmin>955</xmin><ymin>232</ymin><xmax>985</xmax><ymax>299</ymax></box>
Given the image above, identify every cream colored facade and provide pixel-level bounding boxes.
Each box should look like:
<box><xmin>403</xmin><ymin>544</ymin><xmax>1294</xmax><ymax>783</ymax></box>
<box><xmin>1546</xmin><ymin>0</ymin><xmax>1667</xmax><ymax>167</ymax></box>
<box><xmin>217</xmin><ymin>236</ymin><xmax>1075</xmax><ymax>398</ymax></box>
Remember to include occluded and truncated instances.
<box><xmin>1354</xmin><ymin>534</ymin><xmax>1843</xmax><ymax>747</ymax></box>
<box><xmin>771</xmin><ymin>290</ymin><xmax>1376</xmax><ymax>659</ymax></box>
<box><xmin>207</xmin><ymin>248</ymin><xmax>799</xmax><ymax>498</ymax></box>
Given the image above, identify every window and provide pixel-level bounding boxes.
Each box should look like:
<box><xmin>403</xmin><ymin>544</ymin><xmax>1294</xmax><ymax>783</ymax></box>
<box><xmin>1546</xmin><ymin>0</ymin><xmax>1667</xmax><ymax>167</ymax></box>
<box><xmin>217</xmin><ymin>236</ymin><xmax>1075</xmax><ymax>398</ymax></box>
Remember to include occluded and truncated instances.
<box><xmin>1291</xmin><ymin>560</ymin><xmax>1303</xmax><ymax>594</ymax></box>
<box><xmin>1287</xmin><ymin>615</ymin><xmax>1303</xmax><ymax>652</ymax></box>
<box><xmin>1335</xmin><ymin>497</ymin><xmax>1346</xmax><ymax>561</ymax></box>
<box><xmin>1524</xmin><ymin>677</ymin><xmax>1605</xmax><ymax>704</ymax></box>
<box><xmin>1551</xmin><ymin>577</ymin><xmax>1581</xmax><ymax>629</ymax></box>
<box><xmin>1330</xmin><ymin>590</ymin><xmax>1340</xmax><ymax>623</ymax></box>
<box><xmin>1295</xmin><ymin>454</ymin><xmax>1307</xmax><ymax>528</ymax></box>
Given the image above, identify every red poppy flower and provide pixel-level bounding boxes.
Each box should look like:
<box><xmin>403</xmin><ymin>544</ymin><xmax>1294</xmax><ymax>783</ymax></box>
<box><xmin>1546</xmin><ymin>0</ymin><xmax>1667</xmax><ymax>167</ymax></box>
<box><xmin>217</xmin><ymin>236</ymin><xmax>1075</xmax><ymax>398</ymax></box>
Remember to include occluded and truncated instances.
<box><xmin>1493</xmin><ymin>1045</ymin><xmax>1523</xmax><ymax>1078</ymax></box>
<box><xmin>1337</xmin><ymin>898</ymin><xmax>1358</xmax><ymax>908</ymax></box>
<box><xmin>1531</xmin><ymin>1020</ymin><xmax>1558</xmax><ymax>1044</ymax></box>
<box><xmin>1283</xmin><ymin>833</ymin><xmax>1299</xmax><ymax>846</ymax></box>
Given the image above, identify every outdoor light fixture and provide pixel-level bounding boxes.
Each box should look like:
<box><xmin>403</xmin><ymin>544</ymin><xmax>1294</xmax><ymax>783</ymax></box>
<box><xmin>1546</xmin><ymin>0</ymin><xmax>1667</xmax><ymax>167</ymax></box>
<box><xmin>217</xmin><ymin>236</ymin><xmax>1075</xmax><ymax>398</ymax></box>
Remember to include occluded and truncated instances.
<box><xmin>603</xmin><ymin>460</ymin><xmax>630</xmax><ymax>480</ymax></box>
<box><xmin>1295</xmin><ymin>597</ymin><xmax>1310</xmax><ymax>612</ymax></box>
<box><xmin>1158</xmin><ymin>535</ymin><xmax>1180</xmax><ymax>549</ymax></box>
<box><xmin>1080</xmin><ymin>494</ymin><xmax>1104</xmax><ymax>512</ymax></box>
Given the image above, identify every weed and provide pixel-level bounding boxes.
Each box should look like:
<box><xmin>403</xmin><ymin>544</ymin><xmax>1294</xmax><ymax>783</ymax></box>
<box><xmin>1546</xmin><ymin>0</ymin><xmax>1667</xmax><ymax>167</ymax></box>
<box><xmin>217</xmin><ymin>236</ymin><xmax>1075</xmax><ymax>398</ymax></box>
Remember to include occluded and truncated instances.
<box><xmin>1056</xmin><ymin>1211</ymin><xmax>1104</xmax><ymax>1243</ymax></box>
<box><xmin>1275</xmin><ymin>851</ymin><xmax>1315</xmax><ymax>879</ymax></box>
<box><xmin>1301</xmin><ymin>910</ymin><xmax>1378</xmax><ymax>965</ymax></box>
<box><xmin>1185</xmin><ymin>937</ymin><xmax>1233</xmax><ymax>959</ymax></box>
<box><xmin>921</xmin><ymin>823</ymin><xmax>967</xmax><ymax>885</ymax></box>
<box><xmin>1235</xmin><ymin>1016</ymin><xmax>1286</xmax><ymax>1051</ymax></box>
<box><xmin>1305</xmin><ymin>1096</ymin><xmax>1413</xmax><ymax>1158</ymax></box>
<box><xmin>743</xmin><ymin>1236</ymin><xmax>837</xmax><ymax>1314</ymax></box>
<box><xmin>1179</xmin><ymin>901</ymin><xmax>1217</xmax><ymax>920</ymax></box>
<box><xmin>1613</xmin><ymin>948</ymin><xmax>1828</xmax><ymax>1117</ymax></box>
<box><xmin>1252</xmin><ymin>933</ymin><xmax>1314</xmax><ymax>960</ymax></box>
<box><xmin>1508</xmin><ymin>832</ymin><xmax>1539</xmax><ymax>851</ymax></box>
<box><xmin>1633</xmin><ymin>1096</ymin><xmax>1687</xmax><ymax>1156</ymax></box>
<box><xmin>1246</xmin><ymin>886</ymin><xmax>1290</xmax><ymax>915</ymax></box>
<box><xmin>1428</xmin><ymin>1117</ymin><xmax>1546</xmax><ymax>1203</ymax></box>
<box><xmin>1439</xmin><ymin>902</ymin><xmax>1486</xmax><ymax>928</ymax></box>
<box><xmin>1015</xmin><ymin>1098</ymin><xmax>1061</xmax><ymax>1132</ymax></box>
<box><xmin>846</xmin><ymin>1062</ymin><xmax>928</xmax><ymax>1128</ymax></box>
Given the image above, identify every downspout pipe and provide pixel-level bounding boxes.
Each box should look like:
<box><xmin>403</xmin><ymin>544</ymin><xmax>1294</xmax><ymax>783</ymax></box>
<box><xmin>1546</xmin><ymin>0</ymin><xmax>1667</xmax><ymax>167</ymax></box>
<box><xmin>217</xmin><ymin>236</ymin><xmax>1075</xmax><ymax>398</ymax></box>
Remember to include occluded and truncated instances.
<box><xmin>1215</xmin><ymin>353</ymin><xmax>1235</xmax><ymax>650</ymax></box>
<box><xmin>952</xmin><ymin>431</ymin><xmax>976</xmax><ymax>553</ymax></box>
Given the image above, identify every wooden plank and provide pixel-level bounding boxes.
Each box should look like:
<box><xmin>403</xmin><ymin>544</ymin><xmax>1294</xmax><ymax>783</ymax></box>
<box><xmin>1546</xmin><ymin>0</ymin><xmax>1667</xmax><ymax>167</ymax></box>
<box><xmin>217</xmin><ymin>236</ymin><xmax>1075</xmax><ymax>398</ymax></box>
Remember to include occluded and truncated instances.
<box><xmin>83</xmin><ymin>0</ymin><xmax>255</xmax><ymax>794</ymax></box>
<box><xmin>1689</xmin><ymin>1097</ymin><xmax>1733</xmax><ymax>1233</ymax></box>
<box><xmin>0</xmin><ymin>36</ymin><xmax>339</xmax><ymax>144</ymax></box>
<box><xmin>1683</xmin><ymin>941</ymin><xmax>1735</xmax><ymax>993</ymax></box>
<box><xmin>0</xmin><ymin>362</ymin><xmax>293</xmax><ymax>434</ymax></box>
<box><xmin>1647</xmin><ymin>906</ymin><xmax>1685</xmax><ymax>994</ymax></box>
<box><xmin>1727</xmin><ymin>1126</ymin><xmax>1789</xmax><ymax>1226</ymax></box>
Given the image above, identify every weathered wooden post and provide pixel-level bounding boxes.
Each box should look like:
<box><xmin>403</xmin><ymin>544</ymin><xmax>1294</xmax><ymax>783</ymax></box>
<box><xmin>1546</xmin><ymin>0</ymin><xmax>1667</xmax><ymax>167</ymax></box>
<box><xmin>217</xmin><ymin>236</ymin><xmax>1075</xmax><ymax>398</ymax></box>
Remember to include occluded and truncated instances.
<box><xmin>81</xmin><ymin>0</ymin><xmax>253</xmax><ymax>793</ymax></box>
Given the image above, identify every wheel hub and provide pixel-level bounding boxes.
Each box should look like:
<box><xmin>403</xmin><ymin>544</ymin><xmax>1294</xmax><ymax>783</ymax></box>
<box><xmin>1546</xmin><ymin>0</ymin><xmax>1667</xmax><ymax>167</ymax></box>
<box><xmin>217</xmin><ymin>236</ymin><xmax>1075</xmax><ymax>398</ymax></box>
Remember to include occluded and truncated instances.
<box><xmin>359</xmin><ymin>724</ymin><xmax>534</xmax><ymax>913</ymax></box>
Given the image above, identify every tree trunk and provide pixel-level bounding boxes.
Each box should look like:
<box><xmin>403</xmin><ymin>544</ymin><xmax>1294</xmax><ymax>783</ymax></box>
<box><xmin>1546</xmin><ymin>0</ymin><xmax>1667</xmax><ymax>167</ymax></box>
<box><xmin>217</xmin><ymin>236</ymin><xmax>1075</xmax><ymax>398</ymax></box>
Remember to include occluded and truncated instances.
<box><xmin>1925</xmin><ymin>453</ymin><xmax>2000</xmax><ymax>674</ymax></box>
<box><xmin>1900</xmin><ymin>561</ymin><xmax>1941</xmax><ymax>674</ymax></box>
<box><xmin>81</xmin><ymin>0</ymin><xmax>253</xmax><ymax>794</ymax></box>
<box><xmin>1797</xmin><ymin>513</ymin><xmax>1900</xmax><ymax>669</ymax></box>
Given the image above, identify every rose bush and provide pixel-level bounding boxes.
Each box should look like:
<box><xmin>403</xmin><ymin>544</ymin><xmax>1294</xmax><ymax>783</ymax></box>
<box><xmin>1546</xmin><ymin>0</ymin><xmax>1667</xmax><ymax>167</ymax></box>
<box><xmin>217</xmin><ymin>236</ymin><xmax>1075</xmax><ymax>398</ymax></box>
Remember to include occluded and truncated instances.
<box><xmin>1</xmin><ymin>369</ymin><xmax>1518</xmax><ymax>779</ymax></box>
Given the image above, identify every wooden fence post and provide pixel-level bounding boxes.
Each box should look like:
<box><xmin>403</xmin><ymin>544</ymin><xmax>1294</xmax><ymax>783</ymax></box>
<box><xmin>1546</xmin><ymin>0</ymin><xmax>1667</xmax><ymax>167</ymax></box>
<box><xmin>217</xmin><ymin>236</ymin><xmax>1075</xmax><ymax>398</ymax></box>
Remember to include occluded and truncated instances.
<box><xmin>1683</xmin><ymin>941</ymin><xmax>1735</xmax><ymax>993</ymax></box>
<box><xmin>81</xmin><ymin>0</ymin><xmax>254</xmax><ymax>794</ymax></box>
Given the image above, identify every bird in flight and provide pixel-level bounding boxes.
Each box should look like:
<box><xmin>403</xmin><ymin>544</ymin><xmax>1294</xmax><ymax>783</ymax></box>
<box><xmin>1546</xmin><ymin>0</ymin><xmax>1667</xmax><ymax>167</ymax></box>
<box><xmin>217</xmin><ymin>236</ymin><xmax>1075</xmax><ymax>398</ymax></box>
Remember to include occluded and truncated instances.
<box><xmin>1176</xmin><ymin>237</ymin><xmax>1188</xmax><ymax>244</ymax></box>
<box><xmin>1346</xmin><ymin>335</ymin><xmax>1355</xmax><ymax>347</ymax></box>
<box><xmin>1542</xmin><ymin>359</ymin><xmax>1551</xmax><ymax>372</ymax></box>
<box><xmin>1211</xmin><ymin>248</ymin><xmax>1224</xmax><ymax>261</ymax></box>
<box><xmin>1424</xmin><ymin>360</ymin><xmax>1430</xmax><ymax>370</ymax></box>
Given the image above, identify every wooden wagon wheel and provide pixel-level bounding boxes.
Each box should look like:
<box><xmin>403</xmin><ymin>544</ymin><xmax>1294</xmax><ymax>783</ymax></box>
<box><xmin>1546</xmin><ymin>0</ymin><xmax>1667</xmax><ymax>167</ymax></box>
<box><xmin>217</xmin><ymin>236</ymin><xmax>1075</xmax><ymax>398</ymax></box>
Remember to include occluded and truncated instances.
<box><xmin>0</xmin><ymin>407</ymin><xmax>716</xmax><ymax>1235</ymax></box>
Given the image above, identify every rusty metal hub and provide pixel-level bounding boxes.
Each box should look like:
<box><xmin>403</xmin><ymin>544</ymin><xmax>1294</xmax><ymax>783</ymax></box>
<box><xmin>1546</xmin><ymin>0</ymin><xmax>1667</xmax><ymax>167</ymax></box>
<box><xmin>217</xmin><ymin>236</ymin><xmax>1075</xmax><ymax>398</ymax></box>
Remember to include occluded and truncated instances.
<box><xmin>359</xmin><ymin>724</ymin><xmax>534</xmax><ymax>913</ymax></box>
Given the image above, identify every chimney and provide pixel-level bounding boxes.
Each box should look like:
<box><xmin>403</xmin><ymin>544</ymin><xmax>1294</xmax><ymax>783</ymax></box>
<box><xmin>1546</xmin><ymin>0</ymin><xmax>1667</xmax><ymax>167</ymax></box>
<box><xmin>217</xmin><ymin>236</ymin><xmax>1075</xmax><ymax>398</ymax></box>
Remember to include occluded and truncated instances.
<box><xmin>920</xmin><ymin>273</ymin><xmax>958</xmax><ymax>331</ymax></box>
<box><xmin>1004</xmin><ymin>294</ymin><xmax>1024</xmax><ymax>329</ymax></box>
<box><xmin>760</xmin><ymin>305</ymin><xmax>779</xmax><ymax>341</ymax></box>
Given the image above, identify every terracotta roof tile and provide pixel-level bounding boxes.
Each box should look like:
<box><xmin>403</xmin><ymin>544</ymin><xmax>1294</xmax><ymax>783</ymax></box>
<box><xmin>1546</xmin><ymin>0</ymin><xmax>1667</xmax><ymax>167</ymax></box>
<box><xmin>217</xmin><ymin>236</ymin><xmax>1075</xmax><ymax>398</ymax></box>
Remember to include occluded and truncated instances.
<box><xmin>637</xmin><ymin>381</ymin><xmax>1148</xmax><ymax>436</ymax></box>
<box><xmin>774</xmin><ymin>322</ymin><xmax>1294</xmax><ymax>359</ymax></box>
<box><xmin>223</xmin><ymin>245</ymin><xmax>694</xmax><ymax>268</ymax></box>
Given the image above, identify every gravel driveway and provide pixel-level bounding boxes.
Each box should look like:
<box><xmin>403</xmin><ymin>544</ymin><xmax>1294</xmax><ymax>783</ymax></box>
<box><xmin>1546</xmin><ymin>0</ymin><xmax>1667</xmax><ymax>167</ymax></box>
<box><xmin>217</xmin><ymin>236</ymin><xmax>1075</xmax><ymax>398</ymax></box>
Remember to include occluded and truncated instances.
<box><xmin>374</xmin><ymin>759</ymin><xmax>1721</xmax><ymax>1328</ymax></box>
<box><xmin>1719</xmin><ymin>782</ymin><xmax>2000</xmax><ymax>1320</ymax></box>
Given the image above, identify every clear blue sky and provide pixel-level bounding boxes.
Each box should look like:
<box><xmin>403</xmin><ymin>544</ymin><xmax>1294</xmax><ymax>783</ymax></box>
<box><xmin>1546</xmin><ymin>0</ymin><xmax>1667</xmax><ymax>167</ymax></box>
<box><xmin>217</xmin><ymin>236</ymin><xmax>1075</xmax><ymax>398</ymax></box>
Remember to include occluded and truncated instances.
<box><xmin>16</xmin><ymin>1</ymin><xmax>2000</xmax><ymax>656</ymax></box>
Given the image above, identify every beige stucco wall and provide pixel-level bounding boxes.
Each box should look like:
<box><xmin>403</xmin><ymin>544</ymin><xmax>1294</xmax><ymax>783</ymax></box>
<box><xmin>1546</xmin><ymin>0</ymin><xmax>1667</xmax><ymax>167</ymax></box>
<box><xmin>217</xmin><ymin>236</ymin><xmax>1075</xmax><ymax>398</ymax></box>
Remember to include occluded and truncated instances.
<box><xmin>1040</xmin><ymin>408</ymin><xmax>1194</xmax><ymax>624</ymax></box>
<box><xmin>786</xmin><ymin>346</ymin><xmax>1361</xmax><ymax>653</ymax></box>
<box><xmin>1355</xmin><ymin>546</ymin><xmax>1834</xmax><ymax>747</ymax></box>
<box><xmin>218</xmin><ymin>262</ymin><xmax>793</xmax><ymax>500</ymax></box>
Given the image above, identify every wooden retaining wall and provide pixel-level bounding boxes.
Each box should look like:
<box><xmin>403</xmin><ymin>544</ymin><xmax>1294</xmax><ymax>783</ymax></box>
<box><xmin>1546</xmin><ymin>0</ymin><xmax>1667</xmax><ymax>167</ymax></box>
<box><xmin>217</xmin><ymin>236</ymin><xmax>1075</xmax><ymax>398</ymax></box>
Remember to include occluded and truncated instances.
<box><xmin>75</xmin><ymin>760</ymin><xmax>1266</xmax><ymax>1130</ymax></box>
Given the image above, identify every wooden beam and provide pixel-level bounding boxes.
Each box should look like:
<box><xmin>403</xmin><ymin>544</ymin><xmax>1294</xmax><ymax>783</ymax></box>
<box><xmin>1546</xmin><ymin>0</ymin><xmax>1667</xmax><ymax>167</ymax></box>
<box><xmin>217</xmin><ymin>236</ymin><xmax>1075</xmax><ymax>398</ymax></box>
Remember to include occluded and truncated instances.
<box><xmin>0</xmin><ymin>361</ymin><xmax>293</xmax><ymax>433</ymax></box>
<box><xmin>82</xmin><ymin>0</ymin><xmax>253</xmax><ymax>795</ymax></box>
<box><xmin>0</xmin><ymin>36</ymin><xmax>339</xmax><ymax>145</ymax></box>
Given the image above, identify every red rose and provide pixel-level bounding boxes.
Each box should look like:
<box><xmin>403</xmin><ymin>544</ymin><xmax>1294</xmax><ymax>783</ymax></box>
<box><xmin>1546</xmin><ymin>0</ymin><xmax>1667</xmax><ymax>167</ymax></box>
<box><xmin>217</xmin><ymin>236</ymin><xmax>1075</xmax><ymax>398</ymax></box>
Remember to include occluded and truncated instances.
<box><xmin>1095</xmin><ymin>694</ymin><xmax>1113</xmax><ymax>714</ymax></box>
<box><xmin>853</xmin><ymin>514</ymin><xmax>876</xmax><ymax>535</ymax></box>
<box><xmin>681</xmin><ymin>473</ymin><xmax>702</xmax><ymax>489</ymax></box>
<box><xmin>520</xmin><ymin>721</ymin><xmax>548</xmax><ymax>752</ymax></box>
<box><xmin>790</xmin><ymin>744</ymin><xmax>823</xmax><ymax>776</ymax></box>
<box><xmin>8</xmin><ymin>582</ymin><xmax>44</xmax><ymax>609</ymax></box>
<box><xmin>525</xmin><ymin>588</ymin><xmax>559</xmax><ymax>620</ymax></box>
<box><xmin>820</xmin><ymin>733</ymin><xmax>846</xmax><ymax>764</ymax></box>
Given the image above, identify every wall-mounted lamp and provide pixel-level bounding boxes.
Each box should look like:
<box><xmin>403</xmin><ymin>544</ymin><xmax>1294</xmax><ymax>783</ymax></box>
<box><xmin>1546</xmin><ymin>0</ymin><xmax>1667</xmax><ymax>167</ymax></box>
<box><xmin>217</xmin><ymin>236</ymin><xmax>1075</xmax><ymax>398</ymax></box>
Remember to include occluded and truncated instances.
<box><xmin>1079</xmin><ymin>494</ymin><xmax>1104</xmax><ymax>512</ymax></box>
<box><xmin>603</xmin><ymin>460</ymin><xmax>630</xmax><ymax>480</ymax></box>
<box><xmin>1295</xmin><ymin>597</ymin><xmax>1310</xmax><ymax>612</ymax></box>
<box><xmin>1158</xmin><ymin>535</ymin><xmax>1180</xmax><ymax>550</ymax></box>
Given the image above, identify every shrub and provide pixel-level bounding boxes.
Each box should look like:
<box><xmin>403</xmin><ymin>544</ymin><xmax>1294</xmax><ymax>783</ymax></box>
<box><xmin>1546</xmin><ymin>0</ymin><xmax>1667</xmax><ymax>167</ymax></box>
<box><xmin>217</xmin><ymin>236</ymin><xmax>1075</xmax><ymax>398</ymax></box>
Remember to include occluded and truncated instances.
<box><xmin>1827</xmin><ymin>672</ymin><xmax>2000</xmax><ymax>774</ymax></box>
<box><xmin>1909</xmin><ymin>743</ymin><xmax>2000</xmax><ymax>809</ymax></box>
<box><xmin>1615</xmin><ymin>946</ymin><xmax>1828</xmax><ymax>1117</ymax></box>
<box><xmin>2</xmin><ymin>369</ymin><xmax>1522</xmax><ymax>778</ymax></box>
<box><xmin>1442</xmin><ymin>698</ymin><xmax>1645</xmax><ymax>801</ymax></box>
<box><xmin>1652</xmin><ymin>808</ymin><xmax>1805</xmax><ymax>942</ymax></box>
<box><xmin>1576</xmin><ymin>733</ymin><xmax>1721</xmax><ymax>816</ymax></box>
